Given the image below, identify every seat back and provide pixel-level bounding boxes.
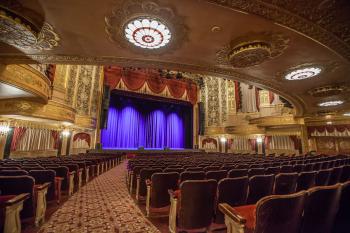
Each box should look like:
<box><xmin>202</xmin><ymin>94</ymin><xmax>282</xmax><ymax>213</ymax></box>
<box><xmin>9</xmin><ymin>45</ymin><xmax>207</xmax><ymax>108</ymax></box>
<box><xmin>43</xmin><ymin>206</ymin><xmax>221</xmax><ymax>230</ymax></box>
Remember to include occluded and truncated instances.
<box><xmin>301</xmin><ymin>184</ymin><xmax>341</xmax><ymax>233</ymax></box>
<box><xmin>139</xmin><ymin>168</ymin><xmax>162</xmax><ymax>197</ymax></box>
<box><xmin>274</xmin><ymin>173</ymin><xmax>298</xmax><ymax>195</ymax></box>
<box><xmin>265</xmin><ymin>166</ymin><xmax>280</xmax><ymax>175</ymax></box>
<box><xmin>150</xmin><ymin>172</ymin><xmax>179</xmax><ymax>208</ymax></box>
<box><xmin>328</xmin><ymin>166</ymin><xmax>343</xmax><ymax>185</ymax></box>
<box><xmin>29</xmin><ymin>170</ymin><xmax>56</xmax><ymax>201</ymax></box>
<box><xmin>215</xmin><ymin>177</ymin><xmax>249</xmax><ymax>224</ymax></box>
<box><xmin>0</xmin><ymin>176</ymin><xmax>35</xmax><ymax>219</ymax></box>
<box><xmin>255</xmin><ymin>191</ymin><xmax>306</xmax><ymax>233</ymax></box>
<box><xmin>178</xmin><ymin>180</ymin><xmax>217</xmax><ymax>230</ymax></box>
<box><xmin>296</xmin><ymin>171</ymin><xmax>316</xmax><ymax>192</ymax></box>
<box><xmin>185</xmin><ymin>167</ymin><xmax>203</xmax><ymax>172</ymax></box>
<box><xmin>340</xmin><ymin>165</ymin><xmax>350</xmax><ymax>182</ymax></box>
<box><xmin>248</xmin><ymin>168</ymin><xmax>265</xmax><ymax>177</ymax></box>
<box><xmin>47</xmin><ymin>166</ymin><xmax>69</xmax><ymax>190</ymax></box>
<box><xmin>205</xmin><ymin>170</ymin><xmax>227</xmax><ymax>182</ymax></box>
<box><xmin>280</xmin><ymin>165</ymin><xmax>294</xmax><ymax>173</ymax></box>
<box><xmin>179</xmin><ymin>171</ymin><xmax>205</xmax><ymax>183</ymax></box>
<box><xmin>247</xmin><ymin>174</ymin><xmax>274</xmax><ymax>204</ymax></box>
<box><xmin>332</xmin><ymin>181</ymin><xmax>350</xmax><ymax>233</ymax></box>
<box><xmin>204</xmin><ymin>166</ymin><xmax>220</xmax><ymax>172</ymax></box>
<box><xmin>228</xmin><ymin>169</ymin><xmax>248</xmax><ymax>178</ymax></box>
<box><xmin>0</xmin><ymin>170</ymin><xmax>28</xmax><ymax>176</ymax></box>
<box><xmin>164</xmin><ymin>168</ymin><xmax>184</xmax><ymax>174</ymax></box>
<box><xmin>315</xmin><ymin>169</ymin><xmax>332</xmax><ymax>186</ymax></box>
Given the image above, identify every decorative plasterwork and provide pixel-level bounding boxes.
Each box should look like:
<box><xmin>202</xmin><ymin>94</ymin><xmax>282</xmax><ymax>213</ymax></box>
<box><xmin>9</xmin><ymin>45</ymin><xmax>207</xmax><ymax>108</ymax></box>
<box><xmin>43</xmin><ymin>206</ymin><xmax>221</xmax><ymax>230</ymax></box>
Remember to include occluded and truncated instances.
<box><xmin>75</xmin><ymin>115</ymin><xmax>96</xmax><ymax>129</ymax></box>
<box><xmin>0</xmin><ymin>64</ymin><xmax>51</xmax><ymax>103</ymax></box>
<box><xmin>249</xmin><ymin>115</ymin><xmax>302</xmax><ymax>127</ymax></box>
<box><xmin>105</xmin><ymin>0</ymin><xmax>187</xmax><ymax>54</ymax></box>
<box><xmin>0</xmin><ymin>7</ymin><xmax>59</xmax><ymax>51</ymax></box>
<box><xmin>308</xmin><ymin>85</ymin><xmax>349</xmax><ymax>97</ymax></box>
<box><xmin>0</xmin><ymin>100</ymin><xmax>76</xmax><ymax>123</ymax></box>
<box><xmin>206</xmin><ymin>0</ymin><xmax>350</xmax><ymax>61</ymax></box>
<box><xmin>275</xmin><ymin>61</ymin><xmax>339</xmax><ymax>82</ymax></box>
<box><xmin>216</xmin><ymin>31</ymin><xmax>289</xmax><ymax>68</ymax></box>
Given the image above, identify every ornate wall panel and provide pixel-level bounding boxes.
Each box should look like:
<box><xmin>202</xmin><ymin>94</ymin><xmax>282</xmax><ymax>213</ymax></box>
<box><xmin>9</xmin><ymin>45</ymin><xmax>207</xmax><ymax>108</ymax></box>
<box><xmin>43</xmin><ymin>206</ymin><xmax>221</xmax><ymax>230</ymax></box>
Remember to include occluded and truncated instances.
<box><xmin>205</xmin><ymin>77</ymin><xmax>220</xmax><ymax>127</ymax></box>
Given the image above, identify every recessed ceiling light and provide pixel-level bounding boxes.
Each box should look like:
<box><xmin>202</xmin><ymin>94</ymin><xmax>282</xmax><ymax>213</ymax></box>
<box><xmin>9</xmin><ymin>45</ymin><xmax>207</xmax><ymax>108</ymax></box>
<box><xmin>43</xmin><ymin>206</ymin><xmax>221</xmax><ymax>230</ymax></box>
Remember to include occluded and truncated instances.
<box><xmin>285</xmin><ymin>67</ymin><xmax>322</xmax><ymax>80</ymax></box>
<box><xmin>344</xmin><ymin>112</ymin><xmax>350</xmax><ymax>116</ymax></box>
<box><xmin>124</xmin><ymin>17</ymin><xmax>171</xmax><ymax>49</ymax></box>
<box><xmin>318</xmin><ymin>100</ymin><xmax>344</xmax><ymax>107</ymax></box>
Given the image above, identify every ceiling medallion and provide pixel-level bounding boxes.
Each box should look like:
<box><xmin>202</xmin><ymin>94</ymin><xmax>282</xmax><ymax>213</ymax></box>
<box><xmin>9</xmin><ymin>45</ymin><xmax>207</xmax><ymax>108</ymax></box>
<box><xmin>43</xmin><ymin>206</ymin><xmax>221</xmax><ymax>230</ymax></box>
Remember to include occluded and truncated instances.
<box><xmin>0</xmin><ymin>7</ymin><xmax>59</xmax><ymax>51</ymax></box>
<box><xmin>318</xmin><ymin>100</ymin><xmax>344</xmax><ymax>107</ymax></box>
<box><xmin>285</xmin><ymin>67</ymin><xmax>321</xmax><ymax>80</ymax></box>
<box><xmin>105</xmin><ymin>0</ymin><xmax>187</xmax><ymax>54</ymax></box>
<box><xmin>216</xmin><ymin>31</ymin><xmax>289</xmax><ymax>68</ymax></box>
<box><xmin>308</xmin><ymin>85</ymin><xmax>348</xmax><ymax>97</ymax></box>
<box><xmin>124</xmin><ymin>17</ymin><xmax>171</xmax><ymax>49</ymax></box>
<box><xmin>275</xmin><ymin>61</ymin><xmax>339</xmax><ymax>82</ymax></box>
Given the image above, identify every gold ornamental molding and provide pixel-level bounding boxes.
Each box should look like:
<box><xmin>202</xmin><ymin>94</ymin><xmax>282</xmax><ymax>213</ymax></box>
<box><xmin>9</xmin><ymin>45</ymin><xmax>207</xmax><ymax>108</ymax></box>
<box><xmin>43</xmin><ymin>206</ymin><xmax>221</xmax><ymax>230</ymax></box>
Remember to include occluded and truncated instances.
<box><xmin>249</xmin><ymin>115</ymin><xmax>303</xmax><ymax>127</ymax></box>
<box><xmin>75</xmin><ymin>115</ymin><xmax>96</xmax><ymax>129</ymax></box>
<box><xmin>205</xmin><ymin>0</ymin><xmax>350</xmax><ymax>61</ymax></box>
<box><xmin>225</xmin><ymin>125</ymin><xmax>264</xmax><ymax>135</ymax></box>
<box><xmin>0</xmin><ymin>99</ymin><xmax>75</xmax><ymax>123</ymax></box>
<box><xmin>0</xmin><ymin>64</ymin><xmax>51</xmax><ymax>103</ymax></box>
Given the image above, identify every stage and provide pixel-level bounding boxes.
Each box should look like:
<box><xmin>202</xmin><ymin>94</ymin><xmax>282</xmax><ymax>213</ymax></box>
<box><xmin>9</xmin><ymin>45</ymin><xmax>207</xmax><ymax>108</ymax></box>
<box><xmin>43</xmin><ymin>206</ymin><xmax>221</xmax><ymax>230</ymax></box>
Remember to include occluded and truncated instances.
<box><xmin>87</xmin><ymin>148</ymin><xmax>204</xmax><ymax>156</ymax></box>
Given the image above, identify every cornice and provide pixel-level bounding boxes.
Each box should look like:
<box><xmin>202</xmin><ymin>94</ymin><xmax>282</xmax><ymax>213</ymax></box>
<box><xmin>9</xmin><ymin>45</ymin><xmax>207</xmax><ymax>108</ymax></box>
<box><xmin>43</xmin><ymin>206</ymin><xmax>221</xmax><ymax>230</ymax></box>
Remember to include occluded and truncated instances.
<box><xmin>249</xmin><ymin>115</ymin><xmax>303</xmax><ymax>127</ymax></box>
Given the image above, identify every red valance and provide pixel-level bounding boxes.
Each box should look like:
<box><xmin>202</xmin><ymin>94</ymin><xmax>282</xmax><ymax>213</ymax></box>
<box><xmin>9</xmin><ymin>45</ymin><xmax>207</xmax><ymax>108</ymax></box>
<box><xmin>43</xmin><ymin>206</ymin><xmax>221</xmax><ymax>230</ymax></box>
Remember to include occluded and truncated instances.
<box><xmin>307</xmin><ymin>125</ymin><xmax>350</xmax><ymax>137</ymax></box>
<box><xmin>51</xmin><ymin>130</ymin><xmax>60</xmax><ymax>149</ymax></box>
<box><xmin>104</xmin><ymin>66</ymin><xmax>198</xmax><ymax>104</ymax></box>
<box><xmin>10</xmin><ymin>127</ymin><xmax>27</xmax><ymax>151</ymax></box>
<box><xmin>202</xmin><ymin>138</ymin><xmax>217</xmax><ymax>148</ymax></box>
<box><xmin>73</xmin><ymin>133</ymin><xmax>91</xmax><ymax>146</ymax></box>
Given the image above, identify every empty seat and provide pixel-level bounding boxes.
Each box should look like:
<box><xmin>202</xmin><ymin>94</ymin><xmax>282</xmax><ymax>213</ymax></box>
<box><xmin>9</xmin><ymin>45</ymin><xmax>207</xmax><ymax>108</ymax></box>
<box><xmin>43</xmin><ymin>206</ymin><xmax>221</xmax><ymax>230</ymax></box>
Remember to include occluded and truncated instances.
<box><xmin>265</xmin><ymin>166</ymin><xmax>281</xmax><ymax>175</ymax></box>
<box><xmin>185</xmin><ymin>167</ymin><xmax>203</xmax><ymax>172</ymax></box>
<box><xmin>247</xmin><ymin>174</ymin><xmax>275</xmax><ymax>204</ymax></box>
<box><xmin>303</xmin><ymin>164</ymin><xmax>314</xmax><ymax>172</ymax></box>
<box><xmin>340</xmin><ymin>165</ymin><xmax>350</xmax><ymax>182</ymax></box>
<box><xmin>29</xmin><ymin>170</ymin><xmax>56</xmax><ymax>202</ymax></box>
<box><xmin>219</xmin><ymin>190</ymin><xmax>306</xmax><ymax>233</ymax></box>
<box><xmin>228</xmin><ymin>169</ymin><xmax>248</xmax><ymax>178</ymax></box>
<box><xmin>301</xmin><ymin>184</ymin><xmax>341</xmax><ymax>233</ymax></box>
<box><xmin>296</xmin><ymin>171</ymin><xmax>316</xmax><ymax>192</ymax></box>
<box><xmin>315</xmin><ymin>169</ymin><xmax>332</xmax><ymax>186</ymax></box>
<box><xmin>274</xmin><ymin>173</ymin><xmax>298</xmax><ymax>195</ymax></box>
<box><xmin>248</xmin><ymin>168</ymin><xmax>265</xmax><ymax>177</ymax></box>
<box><xmin>293</xmin><ymin>164</ymin><xmax>304</xmax><ymax>173</ymax></box>
<box><xmin>205</xmin><ymin>170</ymin><xmax>227</xmax><ymax>182</ymax></box>
<box><xmin>203</xmin><ymin>166</ymin><xmax>220</xmax><ymax>172</ymax></box>
<box><xmin>280</xmin><ymin>165</ymin><xmax>294</xmax><ymax>173</ymax></box>
<box><xmin>146</xmin><ymin>172</ymin><xmax>179</xmax><ymax>217</ymax></box>
<box><xmin>0</xmin><ymin>170</ymin><xmax>28</xmax><ymax>176</ymax></box>
<box><xmin>328</xmin><ymin>167</ymin><xmax>343</xmax><ymax>185</ymax></box>
<box><xmin>136</xmin><ymin>168</ymin><xmax>162</xmax><ymax>200</ymax></box>
<box><xmin>169</xmin><ymin>180</ymin><xmax>217</xmax><ymax>233</ymax></box>
<box><xmin>215</xmin><ymin>177</ymin><xmax>249</xmax><ymax>224</ymax></box>
<box><xmin>179</xmin><ymin>171</ymin><xmax>205</xmax><ymax>183</ymax></box>
<box><xmin>332</xmin><ymin>181</ymin><xmax>350</xmax><ymax>233</ymax></box>
<box><xmin>164</xmin><ymin>168</ymin><xmax>184</xmax><ymax>174</ymax></box>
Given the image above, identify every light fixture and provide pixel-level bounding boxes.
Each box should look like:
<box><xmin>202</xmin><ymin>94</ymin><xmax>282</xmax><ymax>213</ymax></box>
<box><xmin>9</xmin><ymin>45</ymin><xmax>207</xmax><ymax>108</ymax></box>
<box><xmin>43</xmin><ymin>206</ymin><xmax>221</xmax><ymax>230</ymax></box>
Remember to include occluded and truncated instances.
<box><xmin>0</xmin><ymin>125</ymin><xmax>10</xmax><ymax>136</ymax></box>
<box><xmin>124</xmin><ymin>17</ymin><xmax>171</xmax><ymax>49</ymax></box>
<box><xmin>256</xmin><ymin>137</ymin><xmax>263</xmax><ymax>143</ymax></box>
<box><xmin>318</xmin><ymin>100</ymin><xmax>344</xmax><ymax>107</ymax></box>
<box><xmin>62</xmin><ymin>130</ymin><xmax>70</xmax><ymax>137</ymax></box>
<box><xmin>285</xmin><ymin>67</ymin><xmax>321</xmax><ymax>80</ymax></box>
<box><xmin>344</xmin><ymin>112</ymin><xmax>350</xmax><ymax>117</ymax></box>
<box><xmin>220</xmin><ymin>137</ymin><xmax>227</xmax><ymax>143</ymax></box>
<box><xmin>326</xmin><ymin>121</ymin><xmax>333</xmax><ymax>125</ymax></box>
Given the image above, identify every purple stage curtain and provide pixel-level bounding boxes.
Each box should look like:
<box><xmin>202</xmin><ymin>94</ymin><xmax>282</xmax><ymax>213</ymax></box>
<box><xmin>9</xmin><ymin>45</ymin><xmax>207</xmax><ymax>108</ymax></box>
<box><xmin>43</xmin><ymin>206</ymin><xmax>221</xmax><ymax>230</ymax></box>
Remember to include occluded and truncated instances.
<box><xmin>101</xmin><ymin>105</ymin><xmax>185</xmax><ymax>149</ymax></box>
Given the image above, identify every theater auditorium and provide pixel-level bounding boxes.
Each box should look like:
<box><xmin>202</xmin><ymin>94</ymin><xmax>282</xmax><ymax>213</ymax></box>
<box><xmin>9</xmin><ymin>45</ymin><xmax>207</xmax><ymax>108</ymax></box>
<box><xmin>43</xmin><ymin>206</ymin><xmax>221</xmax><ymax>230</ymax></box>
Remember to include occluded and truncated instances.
<box><xmin>0</xmin><ymin>1</ymin><xmax>350</xmax><ymax>233</ymax></box>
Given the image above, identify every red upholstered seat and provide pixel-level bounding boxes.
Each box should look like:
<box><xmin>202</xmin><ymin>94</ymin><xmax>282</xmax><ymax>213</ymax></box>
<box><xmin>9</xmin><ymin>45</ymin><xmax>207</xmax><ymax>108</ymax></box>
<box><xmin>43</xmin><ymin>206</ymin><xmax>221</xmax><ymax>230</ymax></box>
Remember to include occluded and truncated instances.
<box><xmin>233</xmin><ymin>205</ymin><xmax>256</xmax><ymax>233</ymax></box>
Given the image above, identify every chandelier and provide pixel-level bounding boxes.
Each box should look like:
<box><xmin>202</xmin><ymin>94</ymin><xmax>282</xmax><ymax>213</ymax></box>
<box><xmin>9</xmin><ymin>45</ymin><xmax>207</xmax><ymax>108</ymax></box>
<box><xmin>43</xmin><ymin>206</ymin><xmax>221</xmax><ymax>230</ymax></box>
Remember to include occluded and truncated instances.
<box><xmin>0</xmin><ymin>124</ymin><xmax>10</xmax><ymax>136</ymax></box>
<box><xmin>318</xmin><ymin>100</ymin><xmax>344</xmax><ymax>107</ymax></box>
<box><xmin>285</xmin><ymin>67</ymin><xmax>321</xmax><ymax>80</ymax></box>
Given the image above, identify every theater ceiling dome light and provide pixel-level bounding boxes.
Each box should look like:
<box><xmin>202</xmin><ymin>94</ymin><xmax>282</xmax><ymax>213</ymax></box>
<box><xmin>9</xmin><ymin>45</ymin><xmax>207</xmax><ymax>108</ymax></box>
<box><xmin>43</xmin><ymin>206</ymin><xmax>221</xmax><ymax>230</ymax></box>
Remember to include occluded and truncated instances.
<box><xmin>318</xmin><ymin>100</ymin><xmax>344</xmax><ymax>107</ymax></box>
<box><xmin>285</xmin><ymin>67</ymin><xmax>322</xmax><ymax>80</ymax></box>
<box><xmin>124</xmin><ymin>18</ymin><xmax>171</xmax><ymax>49</ymax></box>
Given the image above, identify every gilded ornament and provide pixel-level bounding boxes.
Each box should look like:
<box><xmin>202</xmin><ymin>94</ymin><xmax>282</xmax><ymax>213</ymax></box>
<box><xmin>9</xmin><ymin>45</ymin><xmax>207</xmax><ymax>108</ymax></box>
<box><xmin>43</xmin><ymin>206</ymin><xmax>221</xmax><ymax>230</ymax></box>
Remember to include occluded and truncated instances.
<box><xmin>308</xmin><ymin>85</ymin><xmax>348</xmax><ymax>97</ymax></box>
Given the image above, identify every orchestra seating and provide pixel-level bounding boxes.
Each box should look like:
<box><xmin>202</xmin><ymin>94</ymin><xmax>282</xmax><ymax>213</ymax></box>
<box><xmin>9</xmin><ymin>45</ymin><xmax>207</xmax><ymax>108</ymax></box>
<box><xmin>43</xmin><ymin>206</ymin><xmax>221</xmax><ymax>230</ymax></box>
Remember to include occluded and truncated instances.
<box><xmin>127</xmin><ymin>153</ymin><xmax>350</xmax><ymax>233</ymax></box>
<box><xmin>0</xmin><ymin>154</ymin><xmax>122</xmax><ymax>233</ymax></box>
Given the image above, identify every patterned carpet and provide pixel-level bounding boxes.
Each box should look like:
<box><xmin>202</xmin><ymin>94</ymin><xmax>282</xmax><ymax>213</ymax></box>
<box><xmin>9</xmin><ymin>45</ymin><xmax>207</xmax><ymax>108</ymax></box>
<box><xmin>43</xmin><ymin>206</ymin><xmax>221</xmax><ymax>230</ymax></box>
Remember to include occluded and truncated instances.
<box><xmin>38</xmin><ymin>161</ymin><xmax>161</xmax><ymax>233</ymax></box>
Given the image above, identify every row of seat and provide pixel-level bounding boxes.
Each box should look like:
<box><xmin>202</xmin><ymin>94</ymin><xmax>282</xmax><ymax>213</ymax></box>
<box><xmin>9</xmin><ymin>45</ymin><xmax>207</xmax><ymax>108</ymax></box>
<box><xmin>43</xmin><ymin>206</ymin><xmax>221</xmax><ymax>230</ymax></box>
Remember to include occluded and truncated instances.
<box><xmin>0</xmin><ymin>154</ymin><xmax>121</xmax><ymax>233</ymax></box>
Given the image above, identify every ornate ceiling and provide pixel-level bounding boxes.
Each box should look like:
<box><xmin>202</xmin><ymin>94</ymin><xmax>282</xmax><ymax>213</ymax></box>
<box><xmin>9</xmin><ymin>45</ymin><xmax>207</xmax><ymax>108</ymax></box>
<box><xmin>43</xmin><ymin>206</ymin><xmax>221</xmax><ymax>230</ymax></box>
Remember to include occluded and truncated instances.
<box><xmin>0</xmin><ymin>0</ymin><xmax>350</xmax><ymax>117</ymax></box>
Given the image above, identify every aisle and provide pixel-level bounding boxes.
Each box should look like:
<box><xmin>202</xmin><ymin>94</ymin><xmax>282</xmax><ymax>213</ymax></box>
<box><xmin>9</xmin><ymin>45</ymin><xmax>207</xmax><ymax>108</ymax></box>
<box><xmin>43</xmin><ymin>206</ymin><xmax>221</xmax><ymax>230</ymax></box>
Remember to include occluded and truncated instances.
<box><xmin>39</xmin><ymin>161</ymin><xmax>160</xmax><ymax>233</ymax></box>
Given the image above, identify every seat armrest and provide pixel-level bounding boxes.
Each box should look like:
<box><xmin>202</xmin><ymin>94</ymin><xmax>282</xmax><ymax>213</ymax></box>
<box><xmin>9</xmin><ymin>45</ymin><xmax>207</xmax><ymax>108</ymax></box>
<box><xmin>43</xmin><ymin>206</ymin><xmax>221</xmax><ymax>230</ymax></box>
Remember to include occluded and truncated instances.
<box><xmin>2</xmin><ymin>193</ymin><xmax>30</xmax><ymax>207</ymax></box>
<box><xmin>145</xmin><ymin>179</ymin><xmax>151</xmax><ymax>186</ymax></box>
<box><xmin>55</xmin><ymin>177</ymin><xmax>64</xmax><ymax>182</ymax></box>
<box><xmin>168</xmin><ymin>189</ymin><xmax>178</xmax><ymax>199</ymax></box>
<box><xmin>219</xmin><ymin>203</ymin><xmax>247</xmax><ymax>224</ymax></box>
<box><xmin>34</xmin><ymin>182</ymin><xmax>51</xmax><ymax>191</ymax></box>
<box><xmin>69</xmin><ymin>171</ymin><xmax>76</xmax><ymax>175</ymax></box>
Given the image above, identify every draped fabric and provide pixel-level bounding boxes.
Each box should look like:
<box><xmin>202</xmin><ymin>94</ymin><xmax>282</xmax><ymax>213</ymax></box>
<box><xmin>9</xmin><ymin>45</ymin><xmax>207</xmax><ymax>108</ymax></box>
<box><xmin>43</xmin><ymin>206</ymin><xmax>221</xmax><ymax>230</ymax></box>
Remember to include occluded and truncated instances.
<box><xmin>104</xmin><ymin>66</ymin><xmax>198</xmax><ymax>104</ymax></box>
<box><xmin>264</xmin><ymin>136</ymin><xmax>272</xmax><ymax>150</ymax></box>
<box><xmin>16</xmin><ymin>128</ymin><xmax>54</xmax><ymax>151</ymax></box>
<box><xmin>101</xmin><ymin>94</ymin><xmax>191</xmax><ymax>149</ymax></box>
<box><xmin>10</xmin><ymin>127</ymin><xmax>27</xmax><ymax>151</ymax></box>
<box><xmin>248</xmin><ymin>139</ymin><xmax>257</xmax><ymax>151</ymax></box>
<box><xmin>231</xmin><ymin>136</ymin><xmax>250</xmax><ymax>151</ymax></box>
<box><xmin>269</xmin><ymin>136</ymin><xmax>294</xmax><ymax>150</ymax></box>
<box><xmin>269</xmin><ymin>91</ymin><xmax>275</xmax><ymax>104</ymax></box>
<box><xmin>241</xmin><ymin>83</ymin><xmax>258</xmax><ymax>113</ymax></box>
<box><xmin>290</xmin><ymin>135</ymin><xmax>302</xmax><ymax>152</ymax></box>
<box><xmin>234</xmin><ymin>81</ymin><xmax>241</xmax><ymax>111</ymax></box>
<box><xmin>73</xmin><ymin>133</ymin><xmax>91</xmax><ymax>147</ymax></box>
<box><xmin>51</xmin><ymin>130</ymin><xmax>60</xmax><ymax>149</ymax></box>
<box><xmin>308</xmin><ymin>125</ymin><xmax>350</xmax><ymax>137</ymax></box>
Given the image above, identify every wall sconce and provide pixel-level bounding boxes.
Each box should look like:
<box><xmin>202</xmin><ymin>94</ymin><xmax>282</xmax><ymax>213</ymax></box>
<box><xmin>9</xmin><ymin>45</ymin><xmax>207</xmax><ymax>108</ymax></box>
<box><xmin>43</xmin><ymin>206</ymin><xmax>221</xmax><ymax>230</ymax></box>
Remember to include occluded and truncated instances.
<box><xmin>220</xmin><ymin>137</ymin><xmax>227</xmax><ymax>143</ymax></box>
<box><xmin>256</xmin><ymin>137</ymin><xmax>263</xmax><ymax>143</ymax></box>
<box><xmin>0</xmin><ymin>125</ymin><xmax>10</xmax><ymax>136</ymax></box>
<box><xmin>62</xmin><ymin>130</ymin><xmax>70</xmax><ymax>137</ymax></box>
